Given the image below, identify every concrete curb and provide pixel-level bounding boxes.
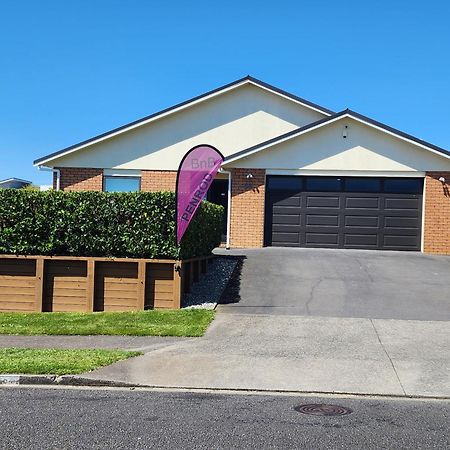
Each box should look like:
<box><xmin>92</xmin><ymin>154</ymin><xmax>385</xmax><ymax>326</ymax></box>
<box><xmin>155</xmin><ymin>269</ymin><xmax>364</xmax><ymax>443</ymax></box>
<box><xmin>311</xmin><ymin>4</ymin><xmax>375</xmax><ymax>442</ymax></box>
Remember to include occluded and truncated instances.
<box><xmin>1</xmin><ymin>374</ymin><xmax>450</xmax><ymax>401</ymax></box>
<box><xmin>0</xmin><ymin>374</ymin><xmax>132</xmax><ymax>387</ymax></box>
<box><xmin>0</xmin><ymin>374</ymin><xmax>59</xmax><ymax>386</ymax></box>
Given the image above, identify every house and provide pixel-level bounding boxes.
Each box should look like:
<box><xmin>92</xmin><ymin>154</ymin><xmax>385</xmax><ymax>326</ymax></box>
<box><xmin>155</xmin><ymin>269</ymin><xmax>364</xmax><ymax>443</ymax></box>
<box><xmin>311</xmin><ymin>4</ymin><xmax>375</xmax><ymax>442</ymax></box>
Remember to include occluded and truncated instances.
<box><xmin>0</xmin><ymin>178</ymin><xmax>31</xmax><ymax>189</ymax></box>
<box><xmin>34</xmin><ymin>76</ymin><xmax>450</xmax><ymax>255</ymax></box>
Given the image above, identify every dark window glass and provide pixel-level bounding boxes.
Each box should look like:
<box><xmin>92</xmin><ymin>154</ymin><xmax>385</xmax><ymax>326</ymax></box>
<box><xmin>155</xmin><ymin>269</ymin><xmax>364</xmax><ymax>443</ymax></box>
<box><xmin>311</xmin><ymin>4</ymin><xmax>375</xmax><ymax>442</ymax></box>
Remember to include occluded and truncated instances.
<box><xmin>104</xmin><ymin>176</ymin><xmax>140</xmax><ymax>192</ymax></box>
<box><xmin>383</xmin><ymin>178</ymin><xmax>423</xmax><ymax>194</ymax></box>
<box><xmin>345</xmin><ymin>178</ymin><xmax>381</xmax><ymax>193</ymax></box>
<box><xmin>305</xmin><ymin>177</ymin><xmax>342</xmax><ymax>192</ymax></box>
<box><xmin>267</xmin><ymin>176</ymin><xmax>303</xmax><ymax>191</ymax></box>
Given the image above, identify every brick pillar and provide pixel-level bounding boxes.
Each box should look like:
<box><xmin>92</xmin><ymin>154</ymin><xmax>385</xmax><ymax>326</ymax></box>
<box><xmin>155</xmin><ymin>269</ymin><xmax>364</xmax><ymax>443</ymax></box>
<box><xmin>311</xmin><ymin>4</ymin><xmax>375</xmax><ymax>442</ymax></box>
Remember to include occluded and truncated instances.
<box><xmin>59</xmin><ymin>168</ymin><xmax>103</xmax><ymax>191</ymax></box>
<box><xmin>229</xmin><ymin>168</ymin><xmax>266</xmax><ymax>248</ymax></box>
<box><xmin>141</xmin><ymin>170</ymin><xmax>177</xmax><ymax>192</ymax></box>
<box><xmin>423</xmin><ymin>172</ymin><xmax>450</xmax><ymax>255</ymax></box>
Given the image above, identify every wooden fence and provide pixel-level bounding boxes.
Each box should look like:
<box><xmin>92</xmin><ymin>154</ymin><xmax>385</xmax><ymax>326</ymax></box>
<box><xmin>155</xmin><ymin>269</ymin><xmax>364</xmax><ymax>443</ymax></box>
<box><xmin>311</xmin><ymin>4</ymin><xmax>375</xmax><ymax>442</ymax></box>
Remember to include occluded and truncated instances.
<box><xmin>0</xmin><ymin>255</ymin><xmax>212</xmax><ymax>313</ymax></box>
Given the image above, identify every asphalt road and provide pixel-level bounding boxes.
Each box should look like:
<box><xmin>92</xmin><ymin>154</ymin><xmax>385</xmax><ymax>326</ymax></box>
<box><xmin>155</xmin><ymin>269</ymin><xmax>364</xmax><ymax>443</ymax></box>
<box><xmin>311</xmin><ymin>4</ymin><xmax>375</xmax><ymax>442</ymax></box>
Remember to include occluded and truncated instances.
<box><xmin>0</xmin><ymin>387</ymin><xmax>449</xmax><ymax>449</ymax></box>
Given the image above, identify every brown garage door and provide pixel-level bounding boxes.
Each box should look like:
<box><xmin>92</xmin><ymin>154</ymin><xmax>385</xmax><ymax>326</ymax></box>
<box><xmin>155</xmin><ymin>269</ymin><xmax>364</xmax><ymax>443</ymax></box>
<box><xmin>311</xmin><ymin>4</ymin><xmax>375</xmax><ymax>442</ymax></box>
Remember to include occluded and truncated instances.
<box><xmin>264</xmin><ymin>176</ymin><xmax>423</xmax><ymax>251</ymax></box>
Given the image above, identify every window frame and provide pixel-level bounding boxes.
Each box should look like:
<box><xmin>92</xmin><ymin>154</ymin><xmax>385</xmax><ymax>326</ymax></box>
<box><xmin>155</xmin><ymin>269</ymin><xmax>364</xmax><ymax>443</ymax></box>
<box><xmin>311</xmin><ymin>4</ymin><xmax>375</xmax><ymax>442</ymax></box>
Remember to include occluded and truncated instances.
<box><xmin>266</xmin><ymin>176</ymin><xmax>304</xmax><ymax>191</ymax></box>
<box><xmin>344</xmin><ymin>177</ymin><xmax>382</xmax><ymax>193</ymax></box>
<box><xmin>103</xmin><ymin>175</ymin><xmax>141</xmax><ymax>192</ymax></box>
<box><xmin>305</xmin><ymin>176</ymin><xmax>343</xmax><ymax>192</ymax></box>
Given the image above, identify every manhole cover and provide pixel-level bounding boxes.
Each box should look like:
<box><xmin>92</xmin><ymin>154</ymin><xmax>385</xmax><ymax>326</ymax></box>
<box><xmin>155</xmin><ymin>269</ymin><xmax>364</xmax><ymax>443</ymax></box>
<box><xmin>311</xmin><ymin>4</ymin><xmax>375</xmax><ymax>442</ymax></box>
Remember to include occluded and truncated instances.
<box><xmin>294</xmin><ymin>404</ymin><xmax>353</xmax><ymax>416</ymax></box>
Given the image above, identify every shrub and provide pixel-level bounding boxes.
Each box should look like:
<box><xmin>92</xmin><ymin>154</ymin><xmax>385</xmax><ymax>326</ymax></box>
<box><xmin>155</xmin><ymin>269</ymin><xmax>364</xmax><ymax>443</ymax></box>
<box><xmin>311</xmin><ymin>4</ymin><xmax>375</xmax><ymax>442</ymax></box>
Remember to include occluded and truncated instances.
<box><xmin>0</xmin><ymin>190</ymin><xmax>223</xmax><ymax>259</ymax></box>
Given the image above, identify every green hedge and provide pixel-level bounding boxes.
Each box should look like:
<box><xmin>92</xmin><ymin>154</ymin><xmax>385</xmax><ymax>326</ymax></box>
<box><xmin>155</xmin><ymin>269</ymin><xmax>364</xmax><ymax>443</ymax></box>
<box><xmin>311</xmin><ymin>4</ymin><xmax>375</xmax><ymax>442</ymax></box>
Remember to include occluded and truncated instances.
<box><xmin>0</xmin><ymin>190</ymin><xmax>223</xmax><ymax>259</ymax></box>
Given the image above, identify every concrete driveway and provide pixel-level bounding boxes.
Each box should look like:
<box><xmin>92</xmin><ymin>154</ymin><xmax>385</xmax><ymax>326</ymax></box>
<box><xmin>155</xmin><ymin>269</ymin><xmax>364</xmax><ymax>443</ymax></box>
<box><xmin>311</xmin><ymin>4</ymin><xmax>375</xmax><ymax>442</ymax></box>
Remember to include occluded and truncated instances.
<box><xmin>81</xmin><ymin>313</ymin><xmax>450</xmax><ymax>397</ymax></box>
<box><xmin>215</xmin><ymin>248</ymin><xmax>450</xmax><ymax>321</ymax></box>
<box><xmin>79</xmin><ymin>248</ymin><xmax>450</xmax><ymax>397</ymax></box>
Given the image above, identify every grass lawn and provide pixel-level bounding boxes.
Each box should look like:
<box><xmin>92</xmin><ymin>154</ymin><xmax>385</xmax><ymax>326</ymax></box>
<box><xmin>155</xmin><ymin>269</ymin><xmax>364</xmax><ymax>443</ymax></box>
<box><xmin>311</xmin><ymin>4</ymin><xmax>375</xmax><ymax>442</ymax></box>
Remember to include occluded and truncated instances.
<box><xmin>0</xmin><ymin>348</ymin><xmax>142</xmax><ymax>375</ymax></box>
<box><xmin>0</xmin><ymin>309</ymin><xmax>215</xmax><ymax>337</ymax></box>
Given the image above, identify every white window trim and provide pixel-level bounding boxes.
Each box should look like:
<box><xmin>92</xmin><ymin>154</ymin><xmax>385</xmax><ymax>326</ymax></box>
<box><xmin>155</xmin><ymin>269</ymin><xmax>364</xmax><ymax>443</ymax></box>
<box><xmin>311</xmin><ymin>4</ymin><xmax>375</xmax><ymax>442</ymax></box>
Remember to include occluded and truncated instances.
<box><xmin>103</xmin><ymin>169</ymin><xmax>141</xmax><ymax>177</ymax></box>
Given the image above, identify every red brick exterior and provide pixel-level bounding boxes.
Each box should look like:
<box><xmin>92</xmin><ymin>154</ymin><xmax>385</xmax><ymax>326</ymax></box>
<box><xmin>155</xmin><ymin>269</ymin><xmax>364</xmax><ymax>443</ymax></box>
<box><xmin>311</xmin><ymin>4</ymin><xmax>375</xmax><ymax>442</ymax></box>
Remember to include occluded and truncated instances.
<box><xmin>141</xmin><ymin>170</ymin><xmax>177</xmax><ymax>192</ymax></box>
<box><xmin>57</xmin><ymin>168</ymin><xmax>103</xmax><ymax>191</ymax></box>
<box><xmin>55</xmin><ymin>166</ymin><xmax>449</xmax><ymax>254</ymax></box>
<box><xmin>423</xmin><ymin>172</ymin><xmax>450</xmax><ymax>255</ymax></box>
<box><xmin>229</xmin><ymin>168</ymin><xmax>266</xmax><ymax>248</ymax></box>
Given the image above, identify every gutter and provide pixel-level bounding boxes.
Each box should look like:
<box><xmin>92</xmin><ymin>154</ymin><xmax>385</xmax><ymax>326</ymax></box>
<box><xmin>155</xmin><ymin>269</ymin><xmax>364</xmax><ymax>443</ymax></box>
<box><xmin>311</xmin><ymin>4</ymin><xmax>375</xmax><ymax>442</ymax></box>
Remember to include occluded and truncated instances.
<box><xmin>38</xmin><ymin>166</ymin><xmax>60</xmax><ymax>191</ymax></box>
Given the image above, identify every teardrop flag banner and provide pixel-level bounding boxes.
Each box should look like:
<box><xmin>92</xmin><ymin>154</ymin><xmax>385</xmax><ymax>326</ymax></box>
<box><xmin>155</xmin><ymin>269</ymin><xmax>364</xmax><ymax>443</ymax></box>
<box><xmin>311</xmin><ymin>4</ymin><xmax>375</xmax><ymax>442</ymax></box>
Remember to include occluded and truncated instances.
<box><xmin>176</xmin><ymin>144</ymin><xmax>224</xmax><ymax>244</ymax></box>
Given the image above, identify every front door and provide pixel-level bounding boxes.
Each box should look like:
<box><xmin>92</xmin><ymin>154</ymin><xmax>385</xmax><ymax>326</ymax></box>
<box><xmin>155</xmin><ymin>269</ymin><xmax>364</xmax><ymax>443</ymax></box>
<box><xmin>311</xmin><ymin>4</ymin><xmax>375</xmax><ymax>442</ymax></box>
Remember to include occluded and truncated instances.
<box><xmin>207</xmin><ymin>179</ymin><xmax>228</xmax><ymax>240</ymax></box>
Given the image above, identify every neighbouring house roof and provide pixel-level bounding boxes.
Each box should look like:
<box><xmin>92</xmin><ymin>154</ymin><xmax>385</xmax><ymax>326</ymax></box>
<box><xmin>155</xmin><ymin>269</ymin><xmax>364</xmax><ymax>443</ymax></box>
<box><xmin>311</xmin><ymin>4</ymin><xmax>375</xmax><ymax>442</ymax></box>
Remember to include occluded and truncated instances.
<box><xmin>33</xmin><ymin>76</ymin><xmax>334</xmax><ymax>167</ymax></box>
<box><xmin>224</xmin><ymin>109</ymin><xmax>450</xmax><ymax>164</ymax></box>
<box><xmin>0</xmin><ymin>178</ymin><xmax>32</xmax><ymax>186</ymax></box>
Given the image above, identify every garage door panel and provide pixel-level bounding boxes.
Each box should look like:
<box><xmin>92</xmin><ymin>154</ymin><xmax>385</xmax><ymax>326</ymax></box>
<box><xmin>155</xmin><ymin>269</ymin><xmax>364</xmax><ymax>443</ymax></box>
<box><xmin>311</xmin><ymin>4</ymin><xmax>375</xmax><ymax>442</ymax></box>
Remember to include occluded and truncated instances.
<box><xmin>272</xmin><ymin>214</ymin><xmax>301</xmax><ymax>225</ymax></box>
<box><xmin>384</xmin><ymin>216</ymin><xmax>419</xmax><ymax>228</ymax></box>
<box><xmin>272</xmin><ymin>195</ymin><xmax>301</xmax><ymax>207</ymax></box>
<box><xmin>272</xmin><ymin>232</ymin><xmax>301</xmax><ymax>244</ymax></box>
<box><xmin>344</xmin><ymin>227</ymin><xmax>382</xmax><ymax>236</ymax></box>
<box><xmin>305</xmin><ymin>233</ymin><xmax>339</xmax><ymax>245</ymax></box>
<box><xmin>345</xmin><ymin>197</ymin><xmax>380</xmax><ymax>209</ymax></box>
<box><xmin>272</xmin><ymin>205</ymin><xmax>302</xmax><ymax>215</ymax></box>
<box><xmin>383</xmin><ymin>235</ymin><xmax>420</xmax><ymax>248</ymax></box>
<box><xmin>382</xmin><ymin>227</ymin><xmax>419</xmax><ymax>236</ymax></box>
<box><xmin>306</xmin><ymin>215</ymin><xmax>339</xmax><ymax>226</ymax></box>
<box><xmin>385</xmin><ymin>198</ymin><xmax>420</xmax><ymax>210</ymax></box>
<box><xmin>345</xmin><ymin>216</ymin><xmax>379</xmax><ymax>227</ymax></box>
<box><xmin>306</xmin><ymin>196</ymin><xmax>340</xmax><ymax>208</ymax></box>
<box><xmin>265</xmin><ymin>176</ymin><xmax>422</xmax><ymax>251</ymax></box>
<box><xmin>344</xmin><ymin>234</ymin><xmax>379</xmax><ymax>247</ymax></box>
<box><xmin>272</xmin><ymin>225</ymin><xmax>302</xmax><ymax>235</ymax></box>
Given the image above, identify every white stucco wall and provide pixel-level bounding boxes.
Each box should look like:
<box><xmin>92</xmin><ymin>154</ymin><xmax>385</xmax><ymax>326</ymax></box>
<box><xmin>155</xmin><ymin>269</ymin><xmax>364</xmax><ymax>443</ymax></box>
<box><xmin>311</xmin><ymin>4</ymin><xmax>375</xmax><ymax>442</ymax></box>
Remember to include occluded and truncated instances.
<box><xmin>226</xmin><ymin>117</ymin><xmax>450</xmax><ymax>172</ymax></box>
<box><xmin>48</xmin><ymin>84</ymin><xmax>326</xmax><ymax>169</ymax></box>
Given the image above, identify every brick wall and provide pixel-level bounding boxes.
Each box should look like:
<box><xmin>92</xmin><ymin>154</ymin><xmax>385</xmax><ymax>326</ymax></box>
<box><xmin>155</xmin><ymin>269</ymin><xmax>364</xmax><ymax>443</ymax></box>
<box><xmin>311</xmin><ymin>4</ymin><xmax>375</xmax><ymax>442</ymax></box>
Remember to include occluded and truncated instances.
<box><xmin>57</xmin><ymin>168</ymin><xmax>103</xmax><ymax>191</ymax></box>
<box><xmin>229</xmin><ymin>168</ymin><xmax>266</xmax><ymax>248</ymax></box>
<box><xmin>423</xmin><ymin>172</ymin><xmax>450</xmax><ymax>255</ymax></box>
<box><xmin>141</xmin><ymin>170</ymin><xmax>177</xmax><ymax>192</ymax></box>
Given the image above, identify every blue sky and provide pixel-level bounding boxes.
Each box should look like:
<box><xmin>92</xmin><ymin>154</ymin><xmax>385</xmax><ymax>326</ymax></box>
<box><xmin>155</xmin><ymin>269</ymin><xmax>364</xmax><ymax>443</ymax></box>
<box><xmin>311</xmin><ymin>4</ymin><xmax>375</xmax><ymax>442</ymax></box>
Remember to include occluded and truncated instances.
<box><xmin>1</xmin><ymin>0</ymin><xmax>449</xmax><ymax>185</ymax></box>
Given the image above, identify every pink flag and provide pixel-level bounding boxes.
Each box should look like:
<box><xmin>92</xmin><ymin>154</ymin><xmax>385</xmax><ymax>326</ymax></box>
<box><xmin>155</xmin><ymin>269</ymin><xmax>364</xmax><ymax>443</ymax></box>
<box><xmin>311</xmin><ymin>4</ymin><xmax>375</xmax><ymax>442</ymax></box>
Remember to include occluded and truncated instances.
<box><xmin>176</xmin><ymin>145</ymin><xmax>224</xmax><ymax>244</ymax></box>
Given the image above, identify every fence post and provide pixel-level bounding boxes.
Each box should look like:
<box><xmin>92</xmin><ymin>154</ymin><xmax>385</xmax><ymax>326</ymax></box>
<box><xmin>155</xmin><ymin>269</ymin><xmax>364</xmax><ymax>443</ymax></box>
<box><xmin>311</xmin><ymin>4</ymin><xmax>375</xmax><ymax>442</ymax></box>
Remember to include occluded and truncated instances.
<box><xmin>173</xmin><ymin>262</ymin><xmax>182</xmax><ymax>309</ymax></box>
<box><xmin>137</xmin><ymin>261</ymin><xmax>146</xmax><ymax>310</ymax></box>
<box><xmin>86</xmin><ymin>259</ymin><xmax>95</xmax><ymax>312</ymax></box>
<box><xmin>34</xmin><ymin>257</ymin><xmax>44</xmax><ymax>312</ymax></box>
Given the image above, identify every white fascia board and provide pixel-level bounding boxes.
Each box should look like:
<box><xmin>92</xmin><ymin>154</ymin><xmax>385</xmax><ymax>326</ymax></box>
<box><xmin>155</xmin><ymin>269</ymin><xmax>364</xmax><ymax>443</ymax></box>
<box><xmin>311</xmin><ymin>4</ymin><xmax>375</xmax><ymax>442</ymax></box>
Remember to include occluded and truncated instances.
<box><xmin>266</xmin><ymin>169</ymin><xmax>426</xmax><ymax>177</ymax></box>
<box><xmin>224</xmin><ymin>113</ymin><xmax>450</xmax><ymax>165</ymax></box>
<box><xmin>35</xmin><ymin>79</ymin><xmax>330</xmax><ymax>167</ymax></box>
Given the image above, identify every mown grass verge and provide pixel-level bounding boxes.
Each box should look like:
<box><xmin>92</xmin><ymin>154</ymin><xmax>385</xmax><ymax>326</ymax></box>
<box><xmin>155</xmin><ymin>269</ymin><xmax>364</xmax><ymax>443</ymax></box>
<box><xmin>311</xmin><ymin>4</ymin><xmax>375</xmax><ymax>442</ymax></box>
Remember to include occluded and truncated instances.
<box><xmin>0</xmin><ymin>348</ymin><xmax>142</xmax><ymax>375</ymax></box>
<box><xmin>0</xmin><ymin>310</ymin><xmax>215</xmax><ymax>337</ymax></box>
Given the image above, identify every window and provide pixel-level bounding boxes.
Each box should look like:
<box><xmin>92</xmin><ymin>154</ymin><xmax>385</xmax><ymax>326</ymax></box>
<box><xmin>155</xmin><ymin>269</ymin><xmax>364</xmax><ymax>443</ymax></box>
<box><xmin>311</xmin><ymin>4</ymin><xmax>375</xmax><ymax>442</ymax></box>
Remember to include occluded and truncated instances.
<box><xmin>267</xmin><ymin>176</ymin><xmax>303</xmax><ymax>191</ymax></box>
<box><xmin>104</xmin><ymin>176</ymin><xmax>140</xmax><ymax>192</ymax></box>
<box><xmin>383</xmin><ymin>178</ymin><xmax>423</xmax><ymax>194</ymax></box>
<box><xmin>345</xmin><ymin>178</ymin><xmax>381</xmax><ymax>193</ymax></box>
<box><xmin>305</xmin><ymin>177</ymin><xmax>342</xmax><ymax>192</ymax></box>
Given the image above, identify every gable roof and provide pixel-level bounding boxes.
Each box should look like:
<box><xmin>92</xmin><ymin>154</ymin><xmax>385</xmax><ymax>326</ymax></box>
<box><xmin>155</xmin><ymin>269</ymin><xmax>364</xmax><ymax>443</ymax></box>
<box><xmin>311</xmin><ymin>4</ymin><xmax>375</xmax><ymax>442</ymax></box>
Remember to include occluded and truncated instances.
<box><xmin>224</xmin><ymin>109</ymin><xmax>450</xmax><ymax>164</ymax></box>
<box><xmin>34</xmin><ymin>76</ymin><xmax>333</xmax><ymax>166</ymax></box>
<box><xmin>0</xmin><ymin>178</ymin><xmax>32</xmax><ymax>185</ymax></box>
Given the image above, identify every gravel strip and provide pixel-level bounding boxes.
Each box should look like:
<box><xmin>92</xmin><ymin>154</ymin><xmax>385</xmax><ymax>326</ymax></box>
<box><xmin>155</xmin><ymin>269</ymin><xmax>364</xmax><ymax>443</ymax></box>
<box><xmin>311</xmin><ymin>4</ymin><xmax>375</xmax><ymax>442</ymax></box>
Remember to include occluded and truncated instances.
<box><xmin>183</xmin><ymin>257</ymin><xmax>239</xmax><ymax>309</ymax></box>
